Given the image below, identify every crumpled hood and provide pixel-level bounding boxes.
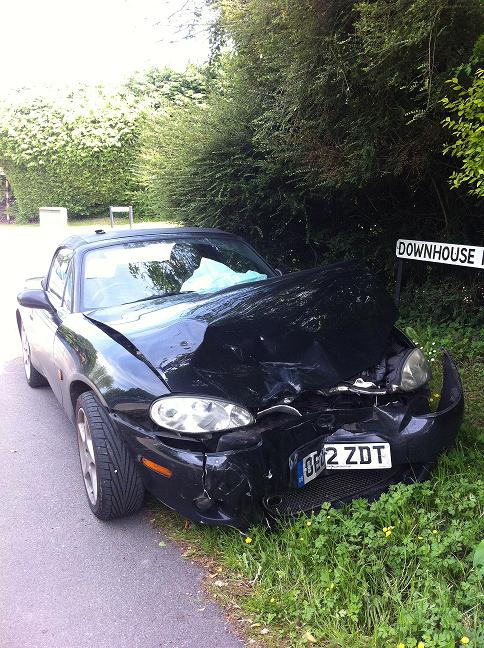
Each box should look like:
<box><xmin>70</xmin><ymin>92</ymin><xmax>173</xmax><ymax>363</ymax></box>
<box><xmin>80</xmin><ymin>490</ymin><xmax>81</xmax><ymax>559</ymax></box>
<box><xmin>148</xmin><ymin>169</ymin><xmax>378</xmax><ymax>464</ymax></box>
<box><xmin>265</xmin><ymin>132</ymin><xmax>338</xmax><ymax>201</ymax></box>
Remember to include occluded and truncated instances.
<box><xmin>86</xmin><ymin>261</ymin><xmax>397</xmax><ymax>408</ymax></box>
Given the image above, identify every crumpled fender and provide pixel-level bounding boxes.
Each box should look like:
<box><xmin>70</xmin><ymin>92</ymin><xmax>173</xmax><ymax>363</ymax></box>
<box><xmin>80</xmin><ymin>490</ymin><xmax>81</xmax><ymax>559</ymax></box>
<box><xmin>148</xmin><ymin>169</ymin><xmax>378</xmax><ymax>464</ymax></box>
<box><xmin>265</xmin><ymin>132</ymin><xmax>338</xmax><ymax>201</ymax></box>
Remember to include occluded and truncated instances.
<box><xmin>86</xmin><ymin>261</ymin><xmax>398</xmax><ymax>408</ymax></box>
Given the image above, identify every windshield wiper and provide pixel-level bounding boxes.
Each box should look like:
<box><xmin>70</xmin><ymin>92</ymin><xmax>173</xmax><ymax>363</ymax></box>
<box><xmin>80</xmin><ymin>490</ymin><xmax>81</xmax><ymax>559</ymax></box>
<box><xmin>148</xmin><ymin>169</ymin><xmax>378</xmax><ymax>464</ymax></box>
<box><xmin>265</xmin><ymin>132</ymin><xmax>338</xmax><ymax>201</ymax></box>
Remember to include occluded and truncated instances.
<box><xmin>123</xmin><ymin>291</ymin><xmax>194</xmax><ymax>305</ymax></box>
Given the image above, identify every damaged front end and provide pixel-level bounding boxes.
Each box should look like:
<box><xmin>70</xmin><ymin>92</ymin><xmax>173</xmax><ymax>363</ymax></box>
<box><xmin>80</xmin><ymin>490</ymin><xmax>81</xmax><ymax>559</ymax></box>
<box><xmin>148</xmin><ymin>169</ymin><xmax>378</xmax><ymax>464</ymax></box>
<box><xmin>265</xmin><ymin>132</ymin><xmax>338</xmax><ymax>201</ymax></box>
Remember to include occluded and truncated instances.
<box><xmin>200</xmin><ymin>335</ymin><xmax>463</xmax><ymax>527</ymax></box>
<box><xmin>96</xmin><ymin>262</ymin><xmax>463</xmax><ymax>527</ymax></box>
<box><xmin>118</xmin><ymin>330</ymin><xmax>463</xmax><ymax>528</ymax></box>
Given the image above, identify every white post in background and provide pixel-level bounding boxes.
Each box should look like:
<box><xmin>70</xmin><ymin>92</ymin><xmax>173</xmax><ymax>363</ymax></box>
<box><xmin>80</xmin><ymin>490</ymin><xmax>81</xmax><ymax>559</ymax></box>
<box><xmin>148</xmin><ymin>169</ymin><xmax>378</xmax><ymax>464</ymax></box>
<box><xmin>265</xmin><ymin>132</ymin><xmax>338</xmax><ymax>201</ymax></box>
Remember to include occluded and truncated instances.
<box><xmin>39</xmin><ymin>207</ymin><xmax>68</xmax><ymax>227</ymax></box>
<box><xmin>109</xmin><ymin>206</ymin><xmax>133</xmax><ymax>229</ymax></box>
<box><xmin>5</xmin><ymin>177</ymin><xmax>10</xmax><ymax>223</ymax></box>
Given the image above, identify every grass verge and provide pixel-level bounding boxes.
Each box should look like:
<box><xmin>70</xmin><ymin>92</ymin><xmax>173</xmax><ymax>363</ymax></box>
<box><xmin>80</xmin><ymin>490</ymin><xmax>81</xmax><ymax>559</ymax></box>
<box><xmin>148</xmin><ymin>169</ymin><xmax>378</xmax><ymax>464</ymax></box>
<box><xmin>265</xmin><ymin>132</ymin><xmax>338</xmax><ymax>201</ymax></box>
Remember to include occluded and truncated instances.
<box><xmin>0</xmin><ymin>215</ymin><xmax>180</xmax><ymax>228</ymax></box>
<box><xmin>152</xmin><ymin>321</ymin><xmax>483</xmax><ymax>648</ymax></box>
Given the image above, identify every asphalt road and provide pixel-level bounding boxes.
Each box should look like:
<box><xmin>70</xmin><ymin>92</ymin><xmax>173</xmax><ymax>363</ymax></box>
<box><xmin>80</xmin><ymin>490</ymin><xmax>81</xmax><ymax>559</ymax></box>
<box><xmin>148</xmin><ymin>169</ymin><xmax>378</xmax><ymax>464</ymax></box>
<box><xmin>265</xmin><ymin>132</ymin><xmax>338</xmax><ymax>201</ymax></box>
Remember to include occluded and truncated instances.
<box><xmin>0</xmin><ymin>224</ymin><xmax>244</xmax><ymax>648</ymax></box>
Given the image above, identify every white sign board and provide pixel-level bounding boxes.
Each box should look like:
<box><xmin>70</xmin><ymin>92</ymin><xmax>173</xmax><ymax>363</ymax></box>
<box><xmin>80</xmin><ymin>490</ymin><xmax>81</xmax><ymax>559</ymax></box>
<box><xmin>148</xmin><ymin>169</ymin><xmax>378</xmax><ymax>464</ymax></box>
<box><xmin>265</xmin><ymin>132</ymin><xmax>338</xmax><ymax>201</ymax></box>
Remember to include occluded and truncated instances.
<box><xmin>396</xmin><ymin>239</ymin><xmax>484</xmax><ymax>269</ymax></box>
<box><xmin>110</xmin><ymin>206</ymin><xmax>130</xmax><ymax>213</ymax></box>
<box><xmin>39</xmin><ymin>207</ymin><xmax>68</xmax><ymax>228</ymax></box>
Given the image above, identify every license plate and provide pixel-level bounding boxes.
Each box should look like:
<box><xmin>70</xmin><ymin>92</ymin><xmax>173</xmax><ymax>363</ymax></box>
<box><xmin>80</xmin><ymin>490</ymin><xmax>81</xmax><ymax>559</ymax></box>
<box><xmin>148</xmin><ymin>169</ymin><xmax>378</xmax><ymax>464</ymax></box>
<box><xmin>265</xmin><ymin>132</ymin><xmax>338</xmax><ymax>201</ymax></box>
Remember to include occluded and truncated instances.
<box><xmin>297</xmin><ymin>443</ymin><xmax>392</xmax><ymax>487</ymax></box>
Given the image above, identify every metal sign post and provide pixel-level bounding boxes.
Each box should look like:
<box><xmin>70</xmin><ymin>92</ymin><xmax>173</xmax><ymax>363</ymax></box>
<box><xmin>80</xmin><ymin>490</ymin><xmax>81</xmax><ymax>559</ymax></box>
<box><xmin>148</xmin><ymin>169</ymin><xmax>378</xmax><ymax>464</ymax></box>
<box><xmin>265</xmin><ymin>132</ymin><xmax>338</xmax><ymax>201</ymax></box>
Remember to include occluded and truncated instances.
<box><xmin>109</xmin><ymin>206</ymin><xmax>134</xmax><ymax>229</ymax></box>
<box><xmin>394</xmin><ymin>238</ymin><xmax>484</xmax><ymax>305</ymax></box>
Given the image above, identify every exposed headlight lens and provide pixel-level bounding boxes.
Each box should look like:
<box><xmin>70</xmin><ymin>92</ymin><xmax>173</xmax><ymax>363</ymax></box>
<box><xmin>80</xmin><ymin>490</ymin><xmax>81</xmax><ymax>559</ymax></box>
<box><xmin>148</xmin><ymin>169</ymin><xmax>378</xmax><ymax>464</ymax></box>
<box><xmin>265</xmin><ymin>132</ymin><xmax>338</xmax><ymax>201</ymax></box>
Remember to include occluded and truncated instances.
<box><xmin>150</xmin><ymin>396</ymin><xmax>254</xmax><ymax>433</ymax></box>
<box><xmin>398</xmin><ymin>348</ymin><xmax>431</xmax><ymax>392</ymax></box>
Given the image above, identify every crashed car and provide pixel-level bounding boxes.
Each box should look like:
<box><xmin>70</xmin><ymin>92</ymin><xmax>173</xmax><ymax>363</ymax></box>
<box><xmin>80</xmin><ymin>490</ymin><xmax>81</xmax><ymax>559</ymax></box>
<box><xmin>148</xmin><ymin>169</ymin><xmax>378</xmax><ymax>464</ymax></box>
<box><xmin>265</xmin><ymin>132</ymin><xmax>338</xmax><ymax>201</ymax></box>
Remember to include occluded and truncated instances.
<box><xmin>17</xmin><ymin>227</ymin><xmax>463</xmax><ymax>527</ymax></box>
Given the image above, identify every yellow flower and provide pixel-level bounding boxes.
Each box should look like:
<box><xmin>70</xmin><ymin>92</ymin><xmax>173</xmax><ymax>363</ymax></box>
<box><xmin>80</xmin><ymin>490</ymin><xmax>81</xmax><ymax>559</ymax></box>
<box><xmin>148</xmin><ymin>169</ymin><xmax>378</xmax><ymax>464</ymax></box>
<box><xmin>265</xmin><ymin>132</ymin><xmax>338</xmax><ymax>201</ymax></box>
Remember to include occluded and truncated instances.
<box><xmin>417</xmin><ymin>535</ymin><xmax>424</xmax><ymax>540</ymax></box>
<box><xmin>306</xmin><ymin>520</ymin><xmax>312</xmax><ymax>527</ymax></box>
<box><xmin>270</xmin><ymin>597</ymin><xmax>275</xmax><ymax>603</ymax></box>
<box><xmin>460</xmin><ymin>637</ymin><xmax>470</xmax><ymax>645</ymax></box>
<box><xmin>417</xmin><ymin>642</ymin><xmax>425</xmax><ymax>648</ymax></box>
<box><xmin>383</xmin><ymin>527</ymin><xmax>388</xmax><ymax>532</ymax></box>
<box><xmin>397</xmin><ymin>643</ymin><xmax>406</xmax><ymax>648</ymax></box>
<box><xmin>304</xmin><ymin>630</ymin><xmax>317</xmax><ymax>643</ymax></box>
<box><xmin>245</xmin><ymin>536</ymin><xmax>252</xmax><ymax>544</ymax></box>
<box><xmin>330</xmin><ymin>582</ymin><xmax>335</xmax><ymax>589</ymax></box>
<box><xmin>385</xmin><ymin>530</ymin><xmax>392</xmax><ymax>537</ymax></box>
<box><xmin>432</xmin><ymin>529</ymin><xmax>438</xmax><ymax>534</ymax></box>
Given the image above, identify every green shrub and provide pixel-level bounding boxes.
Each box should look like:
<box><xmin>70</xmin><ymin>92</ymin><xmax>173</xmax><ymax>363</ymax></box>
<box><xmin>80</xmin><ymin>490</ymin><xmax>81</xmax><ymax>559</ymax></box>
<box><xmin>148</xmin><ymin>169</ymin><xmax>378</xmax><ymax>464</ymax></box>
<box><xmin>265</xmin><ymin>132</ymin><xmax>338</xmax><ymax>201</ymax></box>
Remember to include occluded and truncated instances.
<box><xmin>0</xmin><ymin>67</ymin><xmax>212</xmax><ymax>223</ymax></box>
<box><xmin>0</xmin><ymin>89</ymin><xmax>140</xmax><ymax>222</ymax></box>
<box><xmin>141</xmin><ymin>0</ymin><xmax>483</xmax><ymax>301</ymax></box>
<box><xmin>398</xmin><ymin>276</ymin><xmax>483</xmax><ymax>325</ymax></box>
<box><xmin>442</xmin><ymin>68</ymin><xmax>484</xmax><ymax>197</ymax></box>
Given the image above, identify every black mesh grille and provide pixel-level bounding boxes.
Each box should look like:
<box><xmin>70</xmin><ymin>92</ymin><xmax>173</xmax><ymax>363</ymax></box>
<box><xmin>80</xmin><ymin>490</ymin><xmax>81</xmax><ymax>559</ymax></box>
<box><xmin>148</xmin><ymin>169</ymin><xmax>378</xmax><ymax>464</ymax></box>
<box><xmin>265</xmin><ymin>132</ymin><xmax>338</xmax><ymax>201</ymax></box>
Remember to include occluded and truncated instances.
<box><xmin>264</xmin><ymin>469</ymin><xmax>399</xmax><ymax>516</ymax></box>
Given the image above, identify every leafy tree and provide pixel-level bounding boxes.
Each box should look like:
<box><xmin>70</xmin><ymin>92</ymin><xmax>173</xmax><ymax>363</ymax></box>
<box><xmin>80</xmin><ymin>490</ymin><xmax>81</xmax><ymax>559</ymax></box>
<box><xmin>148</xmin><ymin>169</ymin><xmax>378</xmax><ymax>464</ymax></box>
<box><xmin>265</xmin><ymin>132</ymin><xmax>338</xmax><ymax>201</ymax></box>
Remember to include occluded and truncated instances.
<box><xmin>125</xmin><ymin>65</ymin><xmax>212</xmax><ymax>109</ymax></box>
<box><xmin>442</xmin><ymin>69</ymin><xmax>484</xmax><ymax>197</ymax></box>
<box><xmin>139</xmin><ymin>0</ymin><xmax>482</xmax><ymax>319</ymax></box>
<box><xmin>0</xmin><ymin>65</ymin><xmax>211</xmax><ymax>222</ymax></box>
<box><xmin>128</xmin><ymin>64</ymin><xmax>217</xmax><ymax>217</ymax></box>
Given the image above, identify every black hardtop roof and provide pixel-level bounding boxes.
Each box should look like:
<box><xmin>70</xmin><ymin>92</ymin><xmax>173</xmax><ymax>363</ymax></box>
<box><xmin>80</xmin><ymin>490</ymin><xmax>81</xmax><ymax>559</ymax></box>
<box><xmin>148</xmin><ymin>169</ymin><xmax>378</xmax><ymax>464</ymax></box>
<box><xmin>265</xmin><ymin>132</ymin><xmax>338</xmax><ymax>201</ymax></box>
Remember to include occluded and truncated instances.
<box><xmin>60</xmin><ymin>226</ymin><xmax>238</xmax><ymax>250</ymax></box>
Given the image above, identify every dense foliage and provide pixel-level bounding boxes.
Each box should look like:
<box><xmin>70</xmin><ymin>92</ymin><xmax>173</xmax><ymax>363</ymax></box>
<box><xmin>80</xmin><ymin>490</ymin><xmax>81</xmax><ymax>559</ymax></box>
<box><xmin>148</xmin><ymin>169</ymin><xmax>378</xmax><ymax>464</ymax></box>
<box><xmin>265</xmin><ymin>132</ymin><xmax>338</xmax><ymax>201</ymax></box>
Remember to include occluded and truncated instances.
<box><xmin>132</xmin><ymin>65</ymin><xmax>215</xmax><ymax>216</ymax></box>
<box><xmin>442</xmin><ymin>68</ymin><xmax>484</xmax><ymax>197</ymax></box>
<box><xmin>0</xmin><ymin>88</ymin><xmax>140</xmax><ymax>221</ymax></box>
<box><xmin>125</xmin><ymin>64</ymin><xmax>213</xmax><ymax>108</ymax></box>
<box><xmin>0</xmin><ymin>67</ymin><xmax>212</xmax><ymax>222</ymax></box>
<box><xmin>137</xmin><ymin>0</ymin><xmax>483</xmax><ymax>319</ymax></box>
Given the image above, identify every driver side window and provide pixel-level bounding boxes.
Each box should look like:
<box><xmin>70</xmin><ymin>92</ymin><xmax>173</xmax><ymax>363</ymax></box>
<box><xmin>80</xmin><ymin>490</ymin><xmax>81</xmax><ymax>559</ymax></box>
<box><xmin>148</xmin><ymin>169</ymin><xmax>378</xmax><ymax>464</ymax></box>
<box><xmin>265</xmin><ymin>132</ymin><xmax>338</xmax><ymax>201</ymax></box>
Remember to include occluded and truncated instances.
<box><xmin>47</xmin><ymin>248</ymin><xmax>73</xmax><ymax>310</ymax></box>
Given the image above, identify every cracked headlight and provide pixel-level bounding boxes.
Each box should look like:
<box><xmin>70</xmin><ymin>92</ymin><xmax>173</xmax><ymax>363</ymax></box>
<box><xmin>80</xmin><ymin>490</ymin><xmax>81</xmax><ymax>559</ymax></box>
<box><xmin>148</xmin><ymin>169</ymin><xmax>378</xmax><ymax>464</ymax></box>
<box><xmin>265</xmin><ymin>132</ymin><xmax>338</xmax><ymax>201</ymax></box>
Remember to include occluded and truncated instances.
<box><xmin>150</xmin><ymin>396</ymin><xmax>254</xmax><ymax>433</ymax></box>
<box><xmin>395</xmin><ymin>348</ymin><xmax>431</xmax><ymax>392</ymax></box>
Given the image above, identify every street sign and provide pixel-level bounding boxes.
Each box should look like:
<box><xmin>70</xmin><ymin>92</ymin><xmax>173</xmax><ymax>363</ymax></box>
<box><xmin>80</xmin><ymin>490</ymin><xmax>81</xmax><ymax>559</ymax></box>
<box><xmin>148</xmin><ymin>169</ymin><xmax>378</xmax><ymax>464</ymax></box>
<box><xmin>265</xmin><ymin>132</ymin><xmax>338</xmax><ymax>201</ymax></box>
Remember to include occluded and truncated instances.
<box><xmin>394</xmin><ymin>238</ymin><xmax>483</xmax><ymax>305</ymax></box>
<box><xmin>109</xmin><ymin>205</ymin><xmax>134</xmax><ymax>229</ymax></box>
<box><xmin>396</xmin><ymin>239</ymin><xmax>484</xmax><ymax>269</ymax></box>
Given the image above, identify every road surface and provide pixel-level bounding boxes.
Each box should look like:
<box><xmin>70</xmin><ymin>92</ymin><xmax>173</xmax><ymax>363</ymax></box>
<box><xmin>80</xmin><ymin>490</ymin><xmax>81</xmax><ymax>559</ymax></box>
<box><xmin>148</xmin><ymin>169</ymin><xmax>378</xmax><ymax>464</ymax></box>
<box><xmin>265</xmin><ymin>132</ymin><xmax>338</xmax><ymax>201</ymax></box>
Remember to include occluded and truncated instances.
<box><xmin>0</xmin><ymin>223</ymin><xmax>244</xmax><ymax>648</ymax></box>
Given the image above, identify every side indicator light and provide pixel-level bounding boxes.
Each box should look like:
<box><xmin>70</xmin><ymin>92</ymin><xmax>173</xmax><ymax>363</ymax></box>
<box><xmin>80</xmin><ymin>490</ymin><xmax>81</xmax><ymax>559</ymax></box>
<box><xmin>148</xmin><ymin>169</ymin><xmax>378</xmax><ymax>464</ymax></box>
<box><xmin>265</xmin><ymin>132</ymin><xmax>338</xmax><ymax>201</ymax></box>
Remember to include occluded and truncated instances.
<box><xmin>141</xmin><ymin>457</ymin><xmax>173</xmax><ymax>478</ymax></box>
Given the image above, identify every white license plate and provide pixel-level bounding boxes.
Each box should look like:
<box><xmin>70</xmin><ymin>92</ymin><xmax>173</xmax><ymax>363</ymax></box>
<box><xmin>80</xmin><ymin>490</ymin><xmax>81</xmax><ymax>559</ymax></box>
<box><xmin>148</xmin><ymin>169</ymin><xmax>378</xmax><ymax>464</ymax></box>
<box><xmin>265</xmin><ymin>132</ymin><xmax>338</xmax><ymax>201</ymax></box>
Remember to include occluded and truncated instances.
<box><xmin>297</xmin><ymin>443</ymin><xmax>392</xmax><ymax>486</ymax></box>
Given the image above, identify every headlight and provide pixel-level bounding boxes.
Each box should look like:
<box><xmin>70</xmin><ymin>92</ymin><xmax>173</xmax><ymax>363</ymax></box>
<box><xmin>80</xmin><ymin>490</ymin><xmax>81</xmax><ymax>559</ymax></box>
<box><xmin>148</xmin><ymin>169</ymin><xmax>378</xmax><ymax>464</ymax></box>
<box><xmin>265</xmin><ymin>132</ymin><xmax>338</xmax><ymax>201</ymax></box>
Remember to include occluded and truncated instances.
<box><xmin>150</xmin><ymin>396</ymin><xmax>254</xmax><ymax>434</ymax></box>
<box><xmin>396</xmin><ymin>348</ymin><xmax>431</xmax><ymax>392</ymax></box>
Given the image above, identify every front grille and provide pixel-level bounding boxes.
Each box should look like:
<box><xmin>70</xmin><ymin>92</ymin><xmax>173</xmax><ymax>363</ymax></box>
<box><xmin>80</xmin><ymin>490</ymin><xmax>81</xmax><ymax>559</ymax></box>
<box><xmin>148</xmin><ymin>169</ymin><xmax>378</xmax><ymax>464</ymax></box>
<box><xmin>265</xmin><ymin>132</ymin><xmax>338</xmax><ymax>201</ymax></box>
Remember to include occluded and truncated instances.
<box><xmin>264</xmin><ymin>469</ymin><xmax>400</xmax><ymax>517</ymax></box>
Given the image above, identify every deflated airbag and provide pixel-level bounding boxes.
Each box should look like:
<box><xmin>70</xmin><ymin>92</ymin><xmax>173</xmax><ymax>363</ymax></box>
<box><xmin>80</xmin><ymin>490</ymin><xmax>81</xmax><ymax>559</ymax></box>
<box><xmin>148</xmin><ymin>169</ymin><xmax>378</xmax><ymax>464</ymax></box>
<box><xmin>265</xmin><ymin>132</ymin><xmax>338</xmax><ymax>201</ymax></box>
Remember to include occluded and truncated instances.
<box><xmin>181</xmin><ymin>258</ymin><xmax>267</xmax><ymax>293</ymax></box>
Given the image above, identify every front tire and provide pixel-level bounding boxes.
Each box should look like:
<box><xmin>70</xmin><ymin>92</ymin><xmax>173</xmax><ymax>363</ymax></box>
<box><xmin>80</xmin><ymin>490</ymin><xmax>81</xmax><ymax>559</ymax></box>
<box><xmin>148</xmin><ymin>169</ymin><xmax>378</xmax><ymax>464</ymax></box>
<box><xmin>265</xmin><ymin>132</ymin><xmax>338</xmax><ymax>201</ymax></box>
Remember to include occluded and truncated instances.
<box><xmin>20</xmin><ymin>320</ymin><xmax>47</xmax><ymax>387</ymax></box>
<box><xmin>76</xmin><ymin>392</ymin><xmax>144</xmax><ymax>520</ymax></box>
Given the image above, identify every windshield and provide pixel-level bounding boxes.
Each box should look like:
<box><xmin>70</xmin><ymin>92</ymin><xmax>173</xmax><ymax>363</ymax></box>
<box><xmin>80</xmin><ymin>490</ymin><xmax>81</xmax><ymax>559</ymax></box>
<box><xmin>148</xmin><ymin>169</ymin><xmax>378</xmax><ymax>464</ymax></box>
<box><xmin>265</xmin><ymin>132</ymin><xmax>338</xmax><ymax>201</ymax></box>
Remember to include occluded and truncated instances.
<box><xmin>81</xmin><ymin>236</ymin><xmax>272</xmax><ymax>309</ymax></box>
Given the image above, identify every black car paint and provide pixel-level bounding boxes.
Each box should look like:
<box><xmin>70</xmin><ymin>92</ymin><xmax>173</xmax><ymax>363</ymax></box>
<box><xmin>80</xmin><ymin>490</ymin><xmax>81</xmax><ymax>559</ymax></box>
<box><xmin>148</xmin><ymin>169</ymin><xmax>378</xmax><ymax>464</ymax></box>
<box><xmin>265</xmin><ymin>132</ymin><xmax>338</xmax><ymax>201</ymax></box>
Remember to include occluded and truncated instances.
<box><xmin>84</xmin><ymin>261</ymin><xmax>398</xmax><ymax>408</ymax></box>
<box><xmin>17</xmin><ymin>228</ymin><xmax>464</xmax><ymax>528</ymax></box>
<box><xmin>107</xmin><ymin>348</ymin><xmax>463</xmax><ymax>527</ymax></box>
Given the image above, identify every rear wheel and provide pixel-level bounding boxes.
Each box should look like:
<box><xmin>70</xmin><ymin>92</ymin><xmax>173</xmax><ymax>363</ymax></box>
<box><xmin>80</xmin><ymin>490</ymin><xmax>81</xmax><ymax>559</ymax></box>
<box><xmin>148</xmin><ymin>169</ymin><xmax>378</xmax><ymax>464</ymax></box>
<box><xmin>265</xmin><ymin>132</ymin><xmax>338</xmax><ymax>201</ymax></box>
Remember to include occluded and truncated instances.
<box><xmin>20</xmin><ymin>321</ymin><xmax>47</xmax><ymax>387</ymax></box>
<box><xmin>76</xmin><ymin>391</ymin><xmax>145</xmax><ymax>520</ymax></box>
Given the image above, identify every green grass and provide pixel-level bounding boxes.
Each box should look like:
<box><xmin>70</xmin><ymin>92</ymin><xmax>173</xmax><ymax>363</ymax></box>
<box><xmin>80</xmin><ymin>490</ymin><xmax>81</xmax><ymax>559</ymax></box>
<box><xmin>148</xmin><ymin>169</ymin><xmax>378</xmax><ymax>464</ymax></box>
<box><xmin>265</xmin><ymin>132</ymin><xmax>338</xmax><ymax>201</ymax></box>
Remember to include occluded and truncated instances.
<box><xmin>1</xmin><ymin>214</ymin><xmax>180</xmax><ymax>228</ymax></box>
<box><xmin>68</xmin><ymin>215</ymin><xmax>131</xmax><ymax>227</ymax></box>
<box><xmin>152</xmin><ymin>322</ymin><xmax>483</xmax><ymax>648</ymax></box>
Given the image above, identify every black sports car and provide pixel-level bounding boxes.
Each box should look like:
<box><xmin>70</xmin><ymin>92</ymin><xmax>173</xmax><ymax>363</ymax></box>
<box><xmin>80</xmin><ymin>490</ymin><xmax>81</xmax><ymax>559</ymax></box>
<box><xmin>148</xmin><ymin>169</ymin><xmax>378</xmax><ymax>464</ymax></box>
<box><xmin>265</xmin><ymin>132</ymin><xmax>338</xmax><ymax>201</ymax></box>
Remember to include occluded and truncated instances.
<box><xmin>17</xmin><ymin>227</ymin><xmax>463</xmax><ymax>527</ymax></box>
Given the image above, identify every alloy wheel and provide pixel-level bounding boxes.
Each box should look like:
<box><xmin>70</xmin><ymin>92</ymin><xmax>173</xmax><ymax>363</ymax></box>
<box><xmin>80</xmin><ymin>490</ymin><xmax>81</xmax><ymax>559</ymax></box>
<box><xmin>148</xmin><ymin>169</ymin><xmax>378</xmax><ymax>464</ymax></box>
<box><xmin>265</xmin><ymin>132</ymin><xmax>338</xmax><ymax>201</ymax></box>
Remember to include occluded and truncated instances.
<box><xmin>21</xmin><ymin>323</ymin><xmax>31</xmax><ymax>380</ymax></box>
<box><xmin>76</xmin><ymin>407</ymin><xmax>98</xmax><ymax>505</ymax></box>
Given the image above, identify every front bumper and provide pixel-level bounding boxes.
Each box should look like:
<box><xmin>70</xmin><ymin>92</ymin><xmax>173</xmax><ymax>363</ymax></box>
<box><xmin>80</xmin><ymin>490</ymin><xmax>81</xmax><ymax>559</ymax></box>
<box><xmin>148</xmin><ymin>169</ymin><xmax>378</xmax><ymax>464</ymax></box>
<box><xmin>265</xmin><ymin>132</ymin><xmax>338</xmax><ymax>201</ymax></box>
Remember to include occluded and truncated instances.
<box><xmin>115</xmin><ymin>350</ymin><xmax>463</xmax><ymax>528</ymax></box>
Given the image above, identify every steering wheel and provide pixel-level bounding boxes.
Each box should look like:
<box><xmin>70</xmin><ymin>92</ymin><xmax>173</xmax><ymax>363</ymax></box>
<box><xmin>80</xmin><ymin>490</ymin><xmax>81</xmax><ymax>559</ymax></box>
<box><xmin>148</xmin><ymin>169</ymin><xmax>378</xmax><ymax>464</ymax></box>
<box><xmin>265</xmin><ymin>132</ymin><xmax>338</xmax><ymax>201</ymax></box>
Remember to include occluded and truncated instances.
<box><xmin>89</xmin><ymin>282</ymin><xmax>128</xmax><ymax>306</ymax></box>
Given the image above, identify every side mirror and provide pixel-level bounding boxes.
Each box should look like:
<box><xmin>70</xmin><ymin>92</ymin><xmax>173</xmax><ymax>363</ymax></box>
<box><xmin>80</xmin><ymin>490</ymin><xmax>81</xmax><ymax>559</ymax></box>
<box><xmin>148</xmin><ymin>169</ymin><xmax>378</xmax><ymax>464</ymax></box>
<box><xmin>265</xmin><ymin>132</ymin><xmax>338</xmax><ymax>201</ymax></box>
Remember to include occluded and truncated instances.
<box><xmin>17</xmin><ymin>289</ymin><xmax>53</xmax><ymax>311</ymax></box>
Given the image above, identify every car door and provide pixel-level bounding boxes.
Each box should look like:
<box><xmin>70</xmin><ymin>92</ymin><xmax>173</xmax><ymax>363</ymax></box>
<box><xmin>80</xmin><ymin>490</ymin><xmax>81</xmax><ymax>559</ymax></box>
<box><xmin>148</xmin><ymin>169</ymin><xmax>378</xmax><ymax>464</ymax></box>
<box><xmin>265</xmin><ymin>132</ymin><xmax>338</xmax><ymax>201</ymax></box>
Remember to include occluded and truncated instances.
<box><xmin>30</xmin><ymin>247</ymin><xmax>73</xmax><ymax>402</ymax></box>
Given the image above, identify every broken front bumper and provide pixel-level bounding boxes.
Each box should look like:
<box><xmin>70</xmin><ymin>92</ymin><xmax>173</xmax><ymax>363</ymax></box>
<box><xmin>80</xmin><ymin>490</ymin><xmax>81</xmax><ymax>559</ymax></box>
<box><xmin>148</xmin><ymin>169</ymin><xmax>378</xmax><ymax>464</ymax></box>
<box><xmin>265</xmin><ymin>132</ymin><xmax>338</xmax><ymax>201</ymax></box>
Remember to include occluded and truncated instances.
<box><xmin>116</xmin><ymin>350</ymin><xmax>463</xmax><ymax>528</ymax></box>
